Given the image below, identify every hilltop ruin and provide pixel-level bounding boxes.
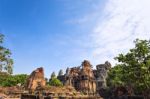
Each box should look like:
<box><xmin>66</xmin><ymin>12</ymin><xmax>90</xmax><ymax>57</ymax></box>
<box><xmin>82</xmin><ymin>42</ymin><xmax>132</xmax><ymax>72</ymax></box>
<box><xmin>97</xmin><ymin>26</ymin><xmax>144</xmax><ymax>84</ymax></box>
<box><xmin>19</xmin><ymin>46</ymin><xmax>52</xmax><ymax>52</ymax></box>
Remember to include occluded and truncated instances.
<box><xmin>25</xmin><ymin>60</ymin><xmax>111</xmax><ymax>96</ymax></box>
<box><xmin>57</xmin><ymin>60</ymin><xmax>111</xmax><ymax>95</ymax></box>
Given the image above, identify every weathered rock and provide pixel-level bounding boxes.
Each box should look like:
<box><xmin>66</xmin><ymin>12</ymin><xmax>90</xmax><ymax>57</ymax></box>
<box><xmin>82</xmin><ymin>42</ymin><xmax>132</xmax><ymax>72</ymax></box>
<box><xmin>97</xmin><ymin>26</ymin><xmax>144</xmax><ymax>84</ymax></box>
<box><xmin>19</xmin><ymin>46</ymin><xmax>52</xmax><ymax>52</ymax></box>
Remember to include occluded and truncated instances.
<box><xmin>95</xmin><ymin>61</ymin><xmax>111</xmax><ymax>89</ymax></box>
<box><xmin>62</xmin><ymin>60</ymin><xmax>96</xmax><ymax>95</ymax></box>
<box><xmin>80</xmin><ymin>60</ymin><xmax>96</xmax><ymax>95</ymax></box>
<box><xmin>26</xmin><ymin>67</ymin><xmax>46</xmax><ymax>91</ymax></box>
<box><xmin>57</xmin><ymin>60</ymin><xmax>111</xmax><ymax>96</ymax></box>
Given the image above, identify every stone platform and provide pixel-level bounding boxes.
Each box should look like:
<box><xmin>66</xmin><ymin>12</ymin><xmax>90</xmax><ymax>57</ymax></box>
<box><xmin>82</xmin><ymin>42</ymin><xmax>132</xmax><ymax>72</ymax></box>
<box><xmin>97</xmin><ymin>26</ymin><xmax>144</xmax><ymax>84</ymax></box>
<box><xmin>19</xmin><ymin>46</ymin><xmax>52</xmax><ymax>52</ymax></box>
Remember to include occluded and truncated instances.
<box><xmin>21</xmin><ymin>94</ymin><xmax>102</xmax><ymax>99</ymax></box>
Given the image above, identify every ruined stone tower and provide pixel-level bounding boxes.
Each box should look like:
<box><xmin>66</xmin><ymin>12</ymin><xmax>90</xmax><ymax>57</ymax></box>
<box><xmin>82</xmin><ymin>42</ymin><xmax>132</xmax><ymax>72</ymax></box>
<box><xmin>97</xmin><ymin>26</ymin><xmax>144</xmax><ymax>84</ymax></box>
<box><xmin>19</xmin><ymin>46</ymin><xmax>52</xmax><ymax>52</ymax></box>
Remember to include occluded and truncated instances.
<box><xmin>26</xmin><ymin>67</ymin><xmax>46</xmax><ymax>91</ymax></box>
<box><xmin>63</xmin><ymin>60</ymin><xmax>96</xmax><ymax>95</ymax></box>
<box><xmin>57</xmin><ymin>60</ymin><xmax>111</xmax><ymax>95</ymax></box>
<box><xmin>80</xmin><ymin>60</ymin><xmax>96</xmax><ymax>95</ymax></box>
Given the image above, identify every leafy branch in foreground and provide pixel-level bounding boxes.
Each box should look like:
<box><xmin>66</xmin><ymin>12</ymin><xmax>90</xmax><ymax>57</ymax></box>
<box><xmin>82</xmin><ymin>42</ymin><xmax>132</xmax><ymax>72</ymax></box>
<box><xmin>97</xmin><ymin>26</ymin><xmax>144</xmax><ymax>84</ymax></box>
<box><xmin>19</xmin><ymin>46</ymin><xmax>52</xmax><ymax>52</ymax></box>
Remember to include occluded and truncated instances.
<box><xmin>107</xmin><ymin>39</ymin><xmax>150</xmax><ymax>93</ymax></box>
<box><xmin>0</xmin><ymin>33</ymin><xmax>13</xmax><ymax>74</ymax></box>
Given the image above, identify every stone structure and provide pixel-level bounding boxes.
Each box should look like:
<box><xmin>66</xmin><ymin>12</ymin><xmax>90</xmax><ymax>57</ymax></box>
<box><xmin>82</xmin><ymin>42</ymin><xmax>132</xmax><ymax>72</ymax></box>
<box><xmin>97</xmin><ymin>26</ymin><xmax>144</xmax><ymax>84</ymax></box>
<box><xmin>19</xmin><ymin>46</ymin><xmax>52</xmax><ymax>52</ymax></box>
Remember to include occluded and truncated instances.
<box><xmin>25</xmin><ymin>60</ymin><xmax>111</xmax><ymax>96</ymax></box>
<box><xmin>79</xmin><ymin>60</ymin><xmax>96</xmax><ymax>94</ymax></box>
<box><xmin>58</xmin><ymin>60</ymin><xmax>111</xmax><ymax>95</ymax></box>
<box><xmin>26</xmin><ymin>67</ymin><xmax>46</xmax><ymax>91</ymax></box>
<box><xmin>63</xmin><ymin>60</ymin><xmax>96</xmax><ymax>95</ymax></box>
<box><xmin>94</xmin><ymin>61</ymin><xmax>111</xmax><ymax>89</ymax></box>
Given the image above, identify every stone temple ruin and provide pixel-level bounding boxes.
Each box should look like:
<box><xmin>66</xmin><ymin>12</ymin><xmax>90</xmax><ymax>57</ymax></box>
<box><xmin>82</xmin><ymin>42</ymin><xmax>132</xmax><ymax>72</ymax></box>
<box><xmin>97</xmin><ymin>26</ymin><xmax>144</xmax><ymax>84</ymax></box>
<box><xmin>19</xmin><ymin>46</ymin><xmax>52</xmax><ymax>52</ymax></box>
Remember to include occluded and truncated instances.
<box><xmin>25</xmin><ymin>60</ymin><xmax>111</xmax><ymax>97</ymax></box>
<box><xmin>57</xmin><ymin>60</ymin><xmax>111</xmax><ymax>95</ymax></box>
<box><xmin>94</xmin><ymin>61</ymin><xmax>111</xmax><ymax>90</ymax></box>
<box><xmin>26</xmin><ymin>67</ymin><xmax>46</xmax><ymax>92</ymax></box>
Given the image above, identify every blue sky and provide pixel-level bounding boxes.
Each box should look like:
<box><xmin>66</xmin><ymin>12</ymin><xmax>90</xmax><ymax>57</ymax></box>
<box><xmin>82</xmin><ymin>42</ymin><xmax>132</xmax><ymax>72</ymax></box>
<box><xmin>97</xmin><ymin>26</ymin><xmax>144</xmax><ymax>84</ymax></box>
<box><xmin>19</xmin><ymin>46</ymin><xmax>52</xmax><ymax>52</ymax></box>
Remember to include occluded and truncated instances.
<box><xmin>0</xmin><ymin>0</ymin><xmax>106</xmax><ymax>77</ymax></box>
<box><xmin>0</xmin><ymin>0</ymin><xmax>150</xmax><ymax>77</ymax></box>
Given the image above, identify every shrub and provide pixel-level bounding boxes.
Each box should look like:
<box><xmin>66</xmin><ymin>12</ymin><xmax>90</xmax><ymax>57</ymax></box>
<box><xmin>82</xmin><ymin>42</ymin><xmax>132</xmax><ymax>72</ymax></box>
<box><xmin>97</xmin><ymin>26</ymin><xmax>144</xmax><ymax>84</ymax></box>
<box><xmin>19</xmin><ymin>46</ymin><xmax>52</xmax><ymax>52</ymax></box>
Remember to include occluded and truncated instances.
<box><xmin>49</xmin><ymin>78</ymin><xmax>63</xmax><ymax>87</ymax></box>
<box><xmin>0</xmin><ymin>74</ymin><xmax>28</xmax><ymax>87</ymax></box>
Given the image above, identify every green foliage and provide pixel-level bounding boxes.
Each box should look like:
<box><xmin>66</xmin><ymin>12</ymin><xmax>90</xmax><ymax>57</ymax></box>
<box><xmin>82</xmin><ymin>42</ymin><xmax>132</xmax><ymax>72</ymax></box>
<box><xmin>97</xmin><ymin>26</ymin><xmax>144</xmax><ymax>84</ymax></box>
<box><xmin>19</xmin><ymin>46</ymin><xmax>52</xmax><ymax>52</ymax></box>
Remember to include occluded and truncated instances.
<box><xmin>49</xmin><ymin>78</ymin><xmax>63</xmax><ymax>87</ymax></box>
<box><xmin>0</xmin><ymin>74</ymin><xmax>28</xmax><ymax>87</ymax></box>
<box><xmin>107</xmin><ymin>65</ymin><xmax>125</xmax><ymax>87</ymax></box>
<box><xmin>0</xmin><ymin>72</ymin><xmax>10</xmax><ymax>86</ymax></box>
<box><xmin>107</xmin><ymin>39</ymin><xmax>150</xmax><ymax>93</ymax></box>
<box><xmin>0</xmin><ymin>33</ymin><xmax>13</xmax><ymax>74</ymax></box>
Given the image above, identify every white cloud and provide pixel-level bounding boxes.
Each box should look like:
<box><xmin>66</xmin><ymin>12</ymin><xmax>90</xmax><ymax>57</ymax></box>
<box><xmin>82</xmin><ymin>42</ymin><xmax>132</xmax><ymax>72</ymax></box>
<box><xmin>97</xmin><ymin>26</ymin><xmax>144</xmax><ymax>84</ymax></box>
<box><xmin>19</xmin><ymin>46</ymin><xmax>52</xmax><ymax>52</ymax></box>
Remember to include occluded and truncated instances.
<box><xmin>89</xmin><ymin>0</ymin><xmax>150</xmax><ymax>66</ymax></box>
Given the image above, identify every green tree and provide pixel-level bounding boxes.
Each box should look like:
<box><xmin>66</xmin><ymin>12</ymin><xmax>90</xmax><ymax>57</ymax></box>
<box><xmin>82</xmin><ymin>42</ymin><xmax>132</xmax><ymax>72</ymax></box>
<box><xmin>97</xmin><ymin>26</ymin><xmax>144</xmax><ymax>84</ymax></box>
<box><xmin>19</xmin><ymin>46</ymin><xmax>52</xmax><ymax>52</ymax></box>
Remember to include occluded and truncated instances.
<box><xmin>108</xmin><ymin>39</ymin><xmax>150</xmax><ymax>93</ymax></box>
<box><xmin>107</xmin><ymin>65</ymin><xmax>125</xmax><ymax>87</ymax></box>
<box><xmin>13</xmin><ymin>74</ymin><xmax>28</xmax><ymax>85</ymax></box>
<box><xmin>0</xmin><ymin>34</ymin><xmax>13</xmax><ymax>74</ymax></box>
<box><xmin>0</xmin><ymin>74</ymin><xmax>28</xmax><ymax>87</ymax></box>
<box><xmin>49</xmin><ymin>78</ymin><xmax>63</xmax><ymax>87</ymax></box>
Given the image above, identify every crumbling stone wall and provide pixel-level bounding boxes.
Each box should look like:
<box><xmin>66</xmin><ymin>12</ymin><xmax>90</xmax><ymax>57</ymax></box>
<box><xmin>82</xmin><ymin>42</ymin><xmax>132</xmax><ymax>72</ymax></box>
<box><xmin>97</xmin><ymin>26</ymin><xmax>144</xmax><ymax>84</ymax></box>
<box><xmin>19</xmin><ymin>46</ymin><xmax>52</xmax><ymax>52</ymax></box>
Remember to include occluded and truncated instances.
<box><xmin>59</xmin><ymin>60</ymin><xmax>96</xmax><ymax>95</ymax></box>
<box><xmin>95</xmin><ymin>61</ymin><xmax>111</xmax><ymax>89</ymax></box>
<box><xmin>79</xmin><ymin>60</ymin><xmax>96</xmax><ymax>95</ymax></box>
<box><xmin>57</xmin><ymin>60</ymin><xmax>111</xmax><ymax>95</ymax></box>
<box><xmin>26</xmin><ymin>67</ymin><xmax>46</xmax><ymax>91</ymax></box>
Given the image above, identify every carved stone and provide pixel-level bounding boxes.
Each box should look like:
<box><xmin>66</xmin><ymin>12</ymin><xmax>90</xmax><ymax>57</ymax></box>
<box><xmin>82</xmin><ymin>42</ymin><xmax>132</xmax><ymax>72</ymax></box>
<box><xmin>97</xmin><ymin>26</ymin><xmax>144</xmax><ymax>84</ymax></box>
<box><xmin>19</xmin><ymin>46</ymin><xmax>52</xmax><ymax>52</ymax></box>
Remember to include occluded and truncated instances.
<box><xmin>95</xmin><ymin>61</ymin><xmax>111</xmax><ymax>91</ymax></box>
<box><xmin>26</xmin><ymin>67</ymin><xmax>46</xmax><ymax>91</ymax></box>
<box><xmin>57</xmin><ymin>60</ymin><xmax>111</xmax><ymax>96</ymax></box>
<box><xmin>58</xmin><ymin>60</ymin><xmax>96</xmax><ymax>95</ymax></box>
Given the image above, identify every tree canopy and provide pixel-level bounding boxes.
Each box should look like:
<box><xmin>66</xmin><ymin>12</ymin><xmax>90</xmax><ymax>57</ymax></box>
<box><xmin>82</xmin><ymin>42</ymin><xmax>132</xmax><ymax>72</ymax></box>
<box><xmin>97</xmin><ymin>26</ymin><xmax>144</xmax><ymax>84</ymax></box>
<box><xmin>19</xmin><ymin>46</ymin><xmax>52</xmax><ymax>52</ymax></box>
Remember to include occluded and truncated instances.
<box><xmin>49</xmin><ymin>77</ymin><xmax>63</xmax><ymax>87</ymax></box>
<box><xmin>0</xmin><ymin>73</ymin><xmax>28</xmax><ymax>87</ymax></box>
<box><xmin>107</xmin><ymin>39</ymin><xmax>150</xmax><ymax>94</ymax></box>
<box><xmin>0</xmin><ymin>34</ymin><xmax>13</xmax><ymax>74</ymax></box>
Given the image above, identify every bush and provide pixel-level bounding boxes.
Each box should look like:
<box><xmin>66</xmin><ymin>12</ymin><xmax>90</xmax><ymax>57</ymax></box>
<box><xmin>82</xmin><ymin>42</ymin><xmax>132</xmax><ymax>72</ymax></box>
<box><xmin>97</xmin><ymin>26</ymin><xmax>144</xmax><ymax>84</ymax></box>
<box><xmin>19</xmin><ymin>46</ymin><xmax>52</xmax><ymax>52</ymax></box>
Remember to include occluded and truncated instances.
<box><xmin>0</xmin><ymin>74</ymin><xmax>28</xmax><ymax>87</ymax></box>
<box><xmin>107</xmin><ymin>39</ymin><xmax>150</xmax><ymax>94</ymax></box>
<box><xmin>49</xmin><ymin>78</ymin><xmax>63</xmax><ymax>87</ymax></box>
